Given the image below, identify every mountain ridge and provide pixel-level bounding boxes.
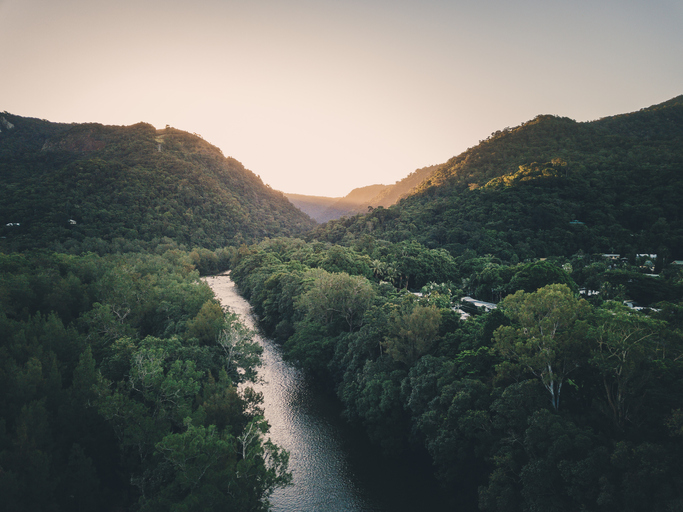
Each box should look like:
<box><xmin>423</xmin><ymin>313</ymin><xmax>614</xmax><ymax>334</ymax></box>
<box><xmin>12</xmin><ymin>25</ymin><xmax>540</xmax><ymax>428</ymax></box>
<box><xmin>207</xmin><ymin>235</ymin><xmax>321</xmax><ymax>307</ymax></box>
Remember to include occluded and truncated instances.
<box><xmin>310</xmin><ymin>95</ymin><xmax>683</xmax><ymax>260</ymax></box>
<box><xmin>286</xmin><ymin>164</ymin><xmax>443</xmax><ymax>222</ymax></box>
<box><xmin>286</xmin><ymin>184</ymin><xmax>388</xmax><ymax>222</ymax></box>
<box><xmin>0</xmin><ymin>113</ymin><xmax>316</xmax><ymax>252</ymax></box>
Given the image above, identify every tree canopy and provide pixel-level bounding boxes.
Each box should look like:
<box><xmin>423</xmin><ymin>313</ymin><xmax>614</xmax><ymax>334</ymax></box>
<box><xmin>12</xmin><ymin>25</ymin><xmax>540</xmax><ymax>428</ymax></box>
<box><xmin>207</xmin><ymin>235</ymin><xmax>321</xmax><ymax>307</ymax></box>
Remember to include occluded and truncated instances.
<box><xmin>0</xmin><ymin>250</ymin><xmax>290</xmax><ymax>510</ymax></box>
<box><xmin>0</xmin><ymin>114</ymin><xmax>315</xmax><ymax>253</ymax></box>
<box><xmin>230</xmin><ymin>236</ymin><xmax>683</xmax><ymax>511</ymax></box>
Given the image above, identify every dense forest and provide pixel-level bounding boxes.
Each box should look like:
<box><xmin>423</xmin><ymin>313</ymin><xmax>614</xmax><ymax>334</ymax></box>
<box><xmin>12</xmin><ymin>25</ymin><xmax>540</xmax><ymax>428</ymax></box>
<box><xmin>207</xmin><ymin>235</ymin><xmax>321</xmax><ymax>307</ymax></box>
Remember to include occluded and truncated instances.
<box><xmin>2</xmin><ymin>95</ymin><xmax>683</xmax><ymax>511</ymax></box>
<box><xmin>0</xmin><ymin>113</ymin><xmax>315</xmax><ymax>253</ymax></box>
<box><xmin>312</xmin><ymin>96</ymin><xmax>683</xmax><ymax>261</ymax></box>
<box><xmin>227</xmin><ymin>97</ymin><xmax>683</xmax><ymax>510</ymax></box>
<box><xmin>0</xmin><ymin>248</ymin><xmax>290</xmax><ymax>511</ymax></box>
<box><xmin>0</xmin><ymin>116</ymin><xmax>305</xmax><ymax>510</ymax></box>
<box><xmin>230</xmin><ymin>237</ymin><xmax>683</xmax><ymax>511</ymax></box>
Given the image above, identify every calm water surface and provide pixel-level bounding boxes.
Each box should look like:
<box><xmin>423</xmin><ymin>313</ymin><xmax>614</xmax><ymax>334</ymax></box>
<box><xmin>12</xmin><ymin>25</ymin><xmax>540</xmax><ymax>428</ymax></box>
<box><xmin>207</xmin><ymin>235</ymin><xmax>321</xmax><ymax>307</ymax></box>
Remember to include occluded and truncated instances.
<box><xmin>205</xmin><ymin>274</ymin><xmax>460</xmax><ymax>512</ymax></box>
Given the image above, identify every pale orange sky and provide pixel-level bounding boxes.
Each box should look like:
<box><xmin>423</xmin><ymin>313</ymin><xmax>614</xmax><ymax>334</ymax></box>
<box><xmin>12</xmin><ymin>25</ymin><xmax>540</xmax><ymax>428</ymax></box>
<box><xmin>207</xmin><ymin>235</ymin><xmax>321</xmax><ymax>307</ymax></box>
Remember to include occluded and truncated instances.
<box><xmin>1</xmin><ymin>0</ymin><xmax>682</xmax><ymax>196</ymax></box>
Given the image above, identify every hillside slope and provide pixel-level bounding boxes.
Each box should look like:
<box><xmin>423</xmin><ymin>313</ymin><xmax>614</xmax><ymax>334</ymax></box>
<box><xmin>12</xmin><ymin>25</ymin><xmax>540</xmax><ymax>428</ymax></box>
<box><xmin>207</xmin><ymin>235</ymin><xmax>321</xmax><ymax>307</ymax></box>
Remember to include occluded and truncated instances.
<box><xmin>284</xmin><ymin>193</ymin><xmax>341</xmax><ymax>222</ymax></box>
<box><xmin>362</xmin><ymin>164</ymin><xmax>442</xmax><ymax>209</ymax></box>
<box><xmin>0</xmin><ymin>113</ymin><xmax>316</xmax><ymax>251</ymax></box>
<box><xmin>319</xmin><ymin>184</ymin><xmax>388</xmax><ymax>221</ymax></box>
<box><xmin>286</xmin><ymin>184</ymin><xmax>388</xmax><ymax>222</ymax></box>
<box><xmin>312</xmin><ymin>96</ymin><xmax>683</xmax><ymax>260</ymax></box>
<box><xmin>286</xmin><ymin>165</ymin><xmax>441</xmax><ymax>223</ymax></box>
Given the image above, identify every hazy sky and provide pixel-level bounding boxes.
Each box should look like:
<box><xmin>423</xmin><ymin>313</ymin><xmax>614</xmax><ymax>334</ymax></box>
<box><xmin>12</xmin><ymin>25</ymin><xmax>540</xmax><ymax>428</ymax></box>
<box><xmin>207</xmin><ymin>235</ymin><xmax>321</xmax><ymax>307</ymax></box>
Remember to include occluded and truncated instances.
<box><xmin>1</xmin><ymin>0</ymin><xmax>681</xmax><ymax>196</ymax></box>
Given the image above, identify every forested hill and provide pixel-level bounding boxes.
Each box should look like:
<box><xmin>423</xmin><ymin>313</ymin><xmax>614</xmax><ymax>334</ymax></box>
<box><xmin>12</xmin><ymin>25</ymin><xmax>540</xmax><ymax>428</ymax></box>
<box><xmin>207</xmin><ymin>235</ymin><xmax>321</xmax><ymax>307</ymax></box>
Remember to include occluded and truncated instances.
<box><xmin>0</xmin><ymin>113</ymin><xmax>316</xmax><ymax>252</ymax></box>
<box><xmin>312</xmin><ymin>96</ymin><xmax>683</xmax><ymax>260</ymax></box>
<box><xmin>285</xmin><ymin>184</ymin><xmax>386</xmax><ymax>223</ymax></box>
<box><xmin>363</xmin><ymin>163</ymin><xmax>442</xmax><ymax>209</ymax></box>
<box><xmin>284</xmin><ymin>193</ymin><xmax>341</xmax><ymax>222</ymax></box>
<box><xmin>287</xmin><ymin>165</ymin><xmax>442</xmax><ymax>223</ymax></box>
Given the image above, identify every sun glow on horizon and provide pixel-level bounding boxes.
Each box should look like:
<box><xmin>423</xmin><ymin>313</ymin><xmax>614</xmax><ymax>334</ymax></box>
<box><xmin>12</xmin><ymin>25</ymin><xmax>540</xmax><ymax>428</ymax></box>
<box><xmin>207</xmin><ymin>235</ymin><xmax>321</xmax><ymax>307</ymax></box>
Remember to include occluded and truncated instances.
<box><xmin>1</xmin><ymin>0</ymin><xmax>681</xmax><ymax>196</ymax></box>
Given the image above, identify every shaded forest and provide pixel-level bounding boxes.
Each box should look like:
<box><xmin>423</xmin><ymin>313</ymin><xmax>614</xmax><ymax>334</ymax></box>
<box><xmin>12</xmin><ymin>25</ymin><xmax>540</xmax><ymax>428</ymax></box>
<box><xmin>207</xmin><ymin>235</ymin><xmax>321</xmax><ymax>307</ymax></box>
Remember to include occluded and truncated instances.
<box><xmin>0</xmin><ymin>116</ymin><xmax>304</xmax><ymax>510</ymax></box>
<box><xmin>312</xmin><ymin>96</ymin><xmax>683</xmax><ymax>261</ymax></box>
<box><xmin>0</xmin><ymin>249</ymin><xmax>289</xmax><ymax>511</ymax></box>
<box><xmin>229</xmin><ymin>96</ymin><xmax>683</xmax><ymax>510</ymax></box>
<box><xmin>0</xmin><ymin>113</ymin><xmax>315</xmax><ymax>253</ymax></box>
<box><xmin>230</xmin><ymin>237</ymin><xmax>683</xmax><ymax>511</ymax></box>
<box><xmin>2</xmin><ymin>95</ymin><xmax>683</xmax><ymax>511</ymax></box>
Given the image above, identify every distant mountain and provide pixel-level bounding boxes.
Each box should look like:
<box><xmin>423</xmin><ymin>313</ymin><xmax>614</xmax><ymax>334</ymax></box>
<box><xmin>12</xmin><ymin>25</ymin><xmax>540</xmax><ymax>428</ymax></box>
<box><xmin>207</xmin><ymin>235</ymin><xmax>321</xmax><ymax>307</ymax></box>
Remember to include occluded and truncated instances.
<box><xmin>287</xmin><ymin>184</ymin><xmax>389</xmax><ymax>223</ymax></box>
<box><xmin>361</xmin><ymin>164</ymin><xmax>442</xmax><ymax>209</ymax></box>
<box><xmin>312</xmin><ymin>95</ymin><xmax>683</xmax><ymax>260</ymax></box>
<box><xmin>319</xmin><ymin>184</ymin><xmax>389</xmax><ymax>221</ymax></box>
<box><xmin>0</xmin><ymin>113</ymin><xmax>316</xmax><ymax>252</ymax></box>
<box><xmin>286</xmin><ymin>165</ymin><xmax>441</xmax><ymax>223</ymax></box>
<box><xmin>284</xmin><ymin>193</ymin><xmax>342</xmax><ymax>223</ymax></box>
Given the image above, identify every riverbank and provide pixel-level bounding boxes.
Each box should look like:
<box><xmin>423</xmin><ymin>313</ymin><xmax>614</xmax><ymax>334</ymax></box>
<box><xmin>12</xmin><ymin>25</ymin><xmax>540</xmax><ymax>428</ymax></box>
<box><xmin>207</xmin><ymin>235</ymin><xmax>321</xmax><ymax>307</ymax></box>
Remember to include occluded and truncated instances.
<box><xmin>205</xmin><ymin>273</ymin><xmax>456</xmax><ymax>512</ymax></box>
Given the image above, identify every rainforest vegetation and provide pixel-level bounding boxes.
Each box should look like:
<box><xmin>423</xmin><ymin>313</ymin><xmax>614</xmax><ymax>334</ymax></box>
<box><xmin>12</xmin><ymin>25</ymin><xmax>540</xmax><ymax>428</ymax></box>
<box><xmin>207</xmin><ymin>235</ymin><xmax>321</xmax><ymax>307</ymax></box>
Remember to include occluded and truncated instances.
<box><xmin>0</xmin><ymin>248</ymin><xmax>291</xmax><ymax>511</ymax></box>
<box><xmin>230</xmin><ymin>237</ymin><xmax>683</xmax><ymax>511</ymax></box>
<box><xmin>0</xmin><ymin>116</ymin><xmax>301</xmax><ymax>511</ymax></box>
<box><xmin>2</xmin><ymin>95</ymin><xmax>683</xmax><ymax>511</ymax></box>
<box><xmin>313</xmin><ymin>96</ymin><xmax>683</xmax><ymax>260</ymax></box>
<box><xmin>227</xmin><ymin>96</ymin><xmax>683</xmax><ymax>510</ymax></box>
<box><xmin>0</xmin><ymin>113</ymin><xmax>315</xmax><ymax>253</ymax></box>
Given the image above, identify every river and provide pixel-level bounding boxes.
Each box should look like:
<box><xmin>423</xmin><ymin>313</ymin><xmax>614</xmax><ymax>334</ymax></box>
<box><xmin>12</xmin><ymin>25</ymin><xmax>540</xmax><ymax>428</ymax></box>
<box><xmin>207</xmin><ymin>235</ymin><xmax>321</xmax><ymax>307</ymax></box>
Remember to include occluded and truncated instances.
<box><xmin>205</xmin><ymin>273</ymin><xmax>458</xmax><ymax>512</ymax></box>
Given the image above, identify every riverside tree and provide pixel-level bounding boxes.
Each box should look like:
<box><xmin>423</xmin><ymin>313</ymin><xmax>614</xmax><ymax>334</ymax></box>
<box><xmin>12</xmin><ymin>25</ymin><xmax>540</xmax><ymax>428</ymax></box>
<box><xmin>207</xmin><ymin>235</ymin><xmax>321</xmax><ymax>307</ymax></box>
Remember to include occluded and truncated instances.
<box><xmin>493</xmin><ymin>284</ymin><xmax>590</xmax><ymax>410</ymax></box>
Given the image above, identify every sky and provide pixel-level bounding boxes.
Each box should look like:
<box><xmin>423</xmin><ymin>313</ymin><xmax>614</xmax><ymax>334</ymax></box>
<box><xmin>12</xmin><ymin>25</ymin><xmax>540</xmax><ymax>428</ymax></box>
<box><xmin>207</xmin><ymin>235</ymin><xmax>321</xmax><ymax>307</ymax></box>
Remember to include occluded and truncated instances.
<box><xmin>1</xmin><ymin>0</ymin><xmax>682</xmax><ymax>196</ymax></box>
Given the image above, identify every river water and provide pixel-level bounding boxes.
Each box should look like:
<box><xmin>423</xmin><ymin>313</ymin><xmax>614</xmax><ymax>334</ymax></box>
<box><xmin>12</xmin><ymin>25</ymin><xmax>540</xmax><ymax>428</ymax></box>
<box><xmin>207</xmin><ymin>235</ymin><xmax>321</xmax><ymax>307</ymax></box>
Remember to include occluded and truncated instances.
<box><xmin>205</xmin><ymin>274</ymin><xmax>456</xmax><ymax>512</ymax></box>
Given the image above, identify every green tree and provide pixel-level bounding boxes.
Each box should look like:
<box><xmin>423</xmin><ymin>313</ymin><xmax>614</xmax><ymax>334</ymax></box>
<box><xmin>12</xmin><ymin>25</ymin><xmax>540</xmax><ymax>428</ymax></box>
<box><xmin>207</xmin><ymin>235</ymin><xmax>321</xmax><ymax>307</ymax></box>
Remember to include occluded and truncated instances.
<box><xmin>382</xmin><ymin>304</ymin><xmax>441</xmax><ymax>365</ymax></box>
<box><xmin>588</xmin><ymin>301</ymin><xmax>666</xmax><ymax>429</ymax></box>
<box><xmin>494</xmin><ymin>284</ymin><xmax>590</xmax><ymax>410</ymax></box>
<box><xmin>507</xmin><ymin>260</ymin><xmax>578</xmax><ymax>294</ymax></box>
<box><xmin>216</xmin><ymin>313</ymin><xmax>262</xmax><ymax>384</ymax></box>
<box><xmin>296</xmin><ymin>269</ymin><xmax>375</xmax><ymax>333</ymax></box>
<box><xmin>186</xmin><ymin>300</ymin><xmax>225</xmax><ymax>346</ymax></box>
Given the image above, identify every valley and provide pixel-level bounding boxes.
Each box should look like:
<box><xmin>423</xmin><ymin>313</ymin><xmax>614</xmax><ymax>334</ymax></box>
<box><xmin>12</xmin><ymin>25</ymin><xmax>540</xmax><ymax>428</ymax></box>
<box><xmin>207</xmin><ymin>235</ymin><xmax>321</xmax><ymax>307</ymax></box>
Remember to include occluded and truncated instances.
<box><xmin>2</xmin><ymin>95</ymin><xmax>683</xmax><ymax>511</ymax></box>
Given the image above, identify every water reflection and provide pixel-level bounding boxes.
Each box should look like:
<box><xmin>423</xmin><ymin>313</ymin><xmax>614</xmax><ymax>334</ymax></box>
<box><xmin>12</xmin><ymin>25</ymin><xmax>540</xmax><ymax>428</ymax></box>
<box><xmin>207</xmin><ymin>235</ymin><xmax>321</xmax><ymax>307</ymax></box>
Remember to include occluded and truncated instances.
<box><xmin>205</xmin><ymin>274</ymin><xmax>454</xmax><ymax>512</ymax></box>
